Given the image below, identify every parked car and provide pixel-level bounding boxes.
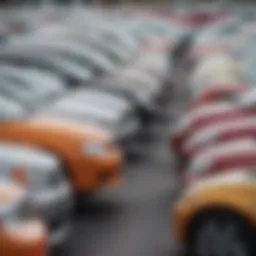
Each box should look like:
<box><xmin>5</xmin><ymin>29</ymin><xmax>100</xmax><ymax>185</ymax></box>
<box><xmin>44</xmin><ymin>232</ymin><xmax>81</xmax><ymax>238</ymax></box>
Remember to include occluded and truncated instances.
<box><xmin>0</xmin><ymin>143</ymin><xmax>73</xmax><ymax>246</ymax></box>
<box><xmin>0</xmin><ymin>180</ymin><xmax>48</xmax><ymax>256</ymax></box>
<box><xmin>170</xmin><ymin>87</ymin><xmax>256</xmax><ymax>161</ymax></box>
<box><xmin>6</xmin><ymin>40</ymin><xmax>116</xmax><ymax>77</ymax></box>
<box><xmin>185</xmin><ymin>116</ymin><xmax>256</xmax><ymax>156</ymax></box>
<box><xmin>0</xmin><ymin>46</ymin><xmax>93</xmax><ymax>88</ymax></box>
<box><xmin>0</xmin><ymin>66</ymin><xmax>65</xmax><ymax>110</ymax></box>
<box><xmin>170</xmin><ymin>102</ymin><xmax>235</xmax><ymax>162</ymax></box>
<box><xmin>173</xmin><ymin>169</ymin><xmax>256</xmax><ymax>256</ymax></box>
<box><xmin>33</xmin><ymin>25</ymin><xmax>136</xmax><ymax>65</ymax></box>
<box><xmin>41</xmin><ymin>88</ymin><xmax>142</xmax><ymax>157</ymax></box>
<box><xmin>186</xmin><ymin>138</ymin><xmax>256</xmax><ymax>183</ymax></box>
<box><xmin>0</xmin><ymin>94</ymin><xmax>122</xmax><ymax>194</ymax></box>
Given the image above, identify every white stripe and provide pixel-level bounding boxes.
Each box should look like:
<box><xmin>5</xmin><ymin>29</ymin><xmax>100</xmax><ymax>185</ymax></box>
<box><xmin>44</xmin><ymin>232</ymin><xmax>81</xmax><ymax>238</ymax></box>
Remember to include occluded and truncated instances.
<box><xmin>187</xmin><ymin>117</ymin><xmax>256</xmax><ymax>150</ymax></box>
<box><xmin>184</xmin><ymin>103</ymin><xmax>235</xmax><ymax>126</ymax></box>
<box><xmin>189</xmin><ymin>138</ymin><xmax>256</xmax><ymax>174</ymax></box>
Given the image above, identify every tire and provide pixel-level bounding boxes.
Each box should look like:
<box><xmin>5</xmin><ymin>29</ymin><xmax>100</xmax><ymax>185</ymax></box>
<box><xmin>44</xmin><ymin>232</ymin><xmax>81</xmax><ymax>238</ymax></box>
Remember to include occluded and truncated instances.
<box><xmin>186</xmin><ymin>210</ymin><xmax>256</xmax><ymax>256</ymax></box>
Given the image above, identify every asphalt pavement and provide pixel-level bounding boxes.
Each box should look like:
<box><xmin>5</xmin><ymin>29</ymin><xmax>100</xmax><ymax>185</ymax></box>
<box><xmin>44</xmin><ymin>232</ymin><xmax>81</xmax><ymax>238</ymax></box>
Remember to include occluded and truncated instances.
<box><xmin>60</xmin><ymin>100</ymin><xmax>181</xmax><ymax>256</ymax></box>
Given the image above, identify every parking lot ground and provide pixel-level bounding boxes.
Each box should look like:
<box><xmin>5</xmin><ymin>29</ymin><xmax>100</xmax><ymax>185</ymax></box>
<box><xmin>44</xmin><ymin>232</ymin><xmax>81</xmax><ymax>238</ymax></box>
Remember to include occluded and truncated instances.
<box><xmin>60</xmin><ymin>102</ymin><xmax>181</xmax><ymax>256</ymax></box>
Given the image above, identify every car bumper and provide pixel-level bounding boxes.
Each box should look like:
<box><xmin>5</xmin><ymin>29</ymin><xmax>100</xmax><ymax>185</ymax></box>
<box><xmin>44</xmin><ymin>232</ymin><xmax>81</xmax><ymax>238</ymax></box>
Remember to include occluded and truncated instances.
<box><xmin>32</xmin><ymin>182</ymin><xmax>74</xmax><ymax>247</ymax></box>
<box><xmin>1</xmin><ymin>220</ymin><xmax>48</xmax><ymax>256</ymax></box>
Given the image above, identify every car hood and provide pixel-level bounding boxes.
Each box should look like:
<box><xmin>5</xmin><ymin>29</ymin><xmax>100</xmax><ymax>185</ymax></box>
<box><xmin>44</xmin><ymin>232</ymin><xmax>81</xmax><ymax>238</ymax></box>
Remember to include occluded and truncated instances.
<box><xmin>0</xmin><ymin>114</ymin><xmax>112</xmax><ymax>151</ymax></box>
<box><xmin>31</xmin><ymin>115</ymin><xmax>111</xmax><ymax>141</ymax></box>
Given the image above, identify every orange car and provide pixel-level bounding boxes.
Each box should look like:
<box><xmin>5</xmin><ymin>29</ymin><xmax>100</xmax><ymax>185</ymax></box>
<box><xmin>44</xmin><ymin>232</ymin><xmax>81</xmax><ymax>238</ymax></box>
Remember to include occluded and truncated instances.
<box><xmin>0</xmin><ymin>180</ymin><xmax>48</xmax><ymax>256</ymax></box>
<box><xmin>0</xmin><ymin>95</ymin><xmax>122</xmax><ymax>194</ymax></box>
<box><xmin>173</xmin><ymin>170</ymin><xmax>256</xmax><ymax>256</ymax></box>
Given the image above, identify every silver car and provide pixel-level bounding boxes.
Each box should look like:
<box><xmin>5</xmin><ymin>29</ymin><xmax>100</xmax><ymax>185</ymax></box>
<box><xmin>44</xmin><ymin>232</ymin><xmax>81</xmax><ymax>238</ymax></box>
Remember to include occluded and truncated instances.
<box><xmin>0</xmin><ymin>143</ymin><xmax>74</xmax><ymax>247</ymax></box>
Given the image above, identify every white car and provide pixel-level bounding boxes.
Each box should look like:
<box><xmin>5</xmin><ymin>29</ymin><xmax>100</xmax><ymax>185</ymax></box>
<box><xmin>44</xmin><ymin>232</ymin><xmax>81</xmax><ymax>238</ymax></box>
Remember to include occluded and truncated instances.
<box><xmin>0</xmin><ymin>143</ymin><xmax>73</xmax><ymax>247</ymax></box>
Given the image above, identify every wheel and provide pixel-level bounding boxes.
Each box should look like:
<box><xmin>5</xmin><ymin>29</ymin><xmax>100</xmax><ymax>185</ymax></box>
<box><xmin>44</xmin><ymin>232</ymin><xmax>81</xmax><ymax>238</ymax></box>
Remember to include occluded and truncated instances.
<box><xmin>186</xmin><ymin>210</ymin><xmax>256</xmax><ymax>256</ymax></box>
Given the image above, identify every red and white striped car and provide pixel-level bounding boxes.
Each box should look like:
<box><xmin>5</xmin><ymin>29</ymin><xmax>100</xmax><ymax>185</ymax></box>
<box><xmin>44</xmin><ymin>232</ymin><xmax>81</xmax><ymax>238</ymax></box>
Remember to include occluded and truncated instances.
<box><xmin>171</xmin><ymin>87</ymin><xmax>256</xmax><ymax>160</ymax></box>
<box><xmin>185</xmin><ymin>138</ymin><xmax>256</xmax><ymax>184</ymax></box>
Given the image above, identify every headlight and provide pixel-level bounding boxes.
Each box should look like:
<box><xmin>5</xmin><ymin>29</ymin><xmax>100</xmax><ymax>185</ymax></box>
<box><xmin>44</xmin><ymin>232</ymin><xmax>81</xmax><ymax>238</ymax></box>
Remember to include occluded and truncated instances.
<box><xmin>83</xmin><ymin>141</ymin><xmax>107</xmax><ymax>156</ymax></box>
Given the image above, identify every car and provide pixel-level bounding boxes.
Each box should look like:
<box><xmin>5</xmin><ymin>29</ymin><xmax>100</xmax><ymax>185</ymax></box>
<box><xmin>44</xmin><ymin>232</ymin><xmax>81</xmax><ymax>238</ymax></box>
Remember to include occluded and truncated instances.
<box><xmin>32</xmin><ymin>26</ymin><xmax>135</xmax><ymax>65</ymax></box>
<box><xmin>186</xmin><ymin>138</ymin><xmax>256</xmax><ymax>184</ymax></box>
<box><xmin>0</xmin><ymin>180</ymin><xmax>48</xmax><ymax>256</ymax></box>
<box><xmin>0</xmin><ymin>66</ymin><xmax>65</xmax><ymax>109</ymax></box>
<box><xmin>41</xmin><ymin>88</ymin><xmax>142</xmax><ymax>157</ymax></box>
<box><xmin>170</xmin><ymin>87</ymin><xmax>256</xmax><ymax>161</ymax></box>
<box><xmin>170</xmin><ymin>102</ymin><xmax>235</xmax><ymax>163</ymax></box>
<box><xmin>12</xmin><ymin>34</ymin><xmax>121</xmax><ymax>69</ymax></box>
<box><xmin>173</xmin><ymin>169</ymin><xmax>256</xmax><ymax>256</ymax></box>
<box><xmin>0</xmin><ymin>67</ymin><xmax>145</xmax><ymax>157</ymax></box>
<box><xmin>0</xmin><ymin>143</ymin><xmax>73</xmax><ymax>246</ymax></box>
<box><xmin>0</xmin><ymin>46</ymin><xmax>93</xmax><ymax>88</ymax></box>
<box><xmin>0</xmin><ymin>93</ymin><xmax>122</xmax><ymax>194</ymax></box>
<box><xmin>185</xmin><ymin>116</ymin><xmax>256</xmax><ymax>156</ymax></box>
<box><xmin>7</xmin><ymin>40</ymin><xmax>116</xmax><ymax>77</ymax></box>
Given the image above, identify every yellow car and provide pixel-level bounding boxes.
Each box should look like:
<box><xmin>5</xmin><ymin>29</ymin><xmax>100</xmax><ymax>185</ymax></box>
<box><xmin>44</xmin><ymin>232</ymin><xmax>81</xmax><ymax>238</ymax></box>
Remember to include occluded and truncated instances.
<box><xmin>173</xmin><ymin>169</ymin><xmax>256</xmax><ymax>256</ymax></box>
